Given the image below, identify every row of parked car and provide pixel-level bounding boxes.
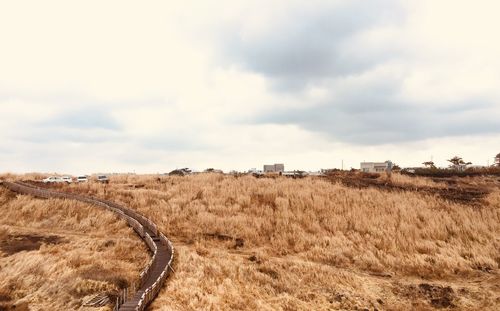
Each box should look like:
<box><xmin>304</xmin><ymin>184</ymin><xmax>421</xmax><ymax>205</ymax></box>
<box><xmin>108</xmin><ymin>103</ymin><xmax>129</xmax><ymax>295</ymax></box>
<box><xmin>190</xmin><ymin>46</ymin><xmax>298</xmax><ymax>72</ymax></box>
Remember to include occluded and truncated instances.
<box><xmin>42</xmin><ymin>175</ymin><xmax>109</xmax><ymax>184</ymax></box>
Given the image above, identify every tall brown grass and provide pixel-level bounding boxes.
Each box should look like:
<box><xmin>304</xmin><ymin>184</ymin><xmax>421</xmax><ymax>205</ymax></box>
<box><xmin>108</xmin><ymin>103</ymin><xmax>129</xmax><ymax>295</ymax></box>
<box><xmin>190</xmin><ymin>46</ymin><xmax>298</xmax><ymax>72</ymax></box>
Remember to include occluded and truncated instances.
<box><xmin>0</xmin><ymin>187</ymin><xmax>148</xmax><ymax>310</ymax></box>
<box><xmin>2</xmin><ymin>173</ymin><xmax>499</xmax><ymax>310</ymax></box>
<box><xmin>63</xmin><ymin>173</ymin><xmax>500</xmax><ymax>310</ymax></box>
<box><xmin>380</xmin><ymin>172</ymin><xmax>447</xmax><ymax>189</ymax></box>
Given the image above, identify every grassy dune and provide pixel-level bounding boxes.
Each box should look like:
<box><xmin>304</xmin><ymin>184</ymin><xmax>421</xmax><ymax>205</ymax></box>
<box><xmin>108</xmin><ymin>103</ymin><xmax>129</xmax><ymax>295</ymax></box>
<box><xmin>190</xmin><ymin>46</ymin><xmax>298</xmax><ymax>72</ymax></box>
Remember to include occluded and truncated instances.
<box><xmin>1</xmin><ymin>173</ymin><xmax>499</xmax><ymax>310</ymax></box>
<box><xmin>70</xmin><ymin>174</ymin><xmax>499</xmax><ymax>310</ymax></box>
<box><xmin>0</xmin><ymin>187</ymin><xmax>148</xmax><ymax>311</ymax></box>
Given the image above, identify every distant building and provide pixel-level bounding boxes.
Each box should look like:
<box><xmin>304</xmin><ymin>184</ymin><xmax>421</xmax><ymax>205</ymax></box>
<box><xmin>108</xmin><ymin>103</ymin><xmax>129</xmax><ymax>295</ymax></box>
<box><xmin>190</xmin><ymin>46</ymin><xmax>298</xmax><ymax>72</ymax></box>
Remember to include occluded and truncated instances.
<box><xmin>360</xmin><ymin>161</ymin><xmax>393</xmax><ymax>173</ymax></box>
<box><xmin>263</xmin><ymin>163</ymin><xmax>285</xmax><ymax>173</ymax></box>
<box><xmin>496</xmin><ymin>153</ymin><xmax>500</xmax><ymax>166</ymax></box>
<box><xmin>263</xmin><ymin>165</ymin><xmax>274</xmax><ymax>172</ymax></box>
<box><xmin>274</xmin><ymin>163</ymin><xmax>284</xmax><ymax>172</ymax></box>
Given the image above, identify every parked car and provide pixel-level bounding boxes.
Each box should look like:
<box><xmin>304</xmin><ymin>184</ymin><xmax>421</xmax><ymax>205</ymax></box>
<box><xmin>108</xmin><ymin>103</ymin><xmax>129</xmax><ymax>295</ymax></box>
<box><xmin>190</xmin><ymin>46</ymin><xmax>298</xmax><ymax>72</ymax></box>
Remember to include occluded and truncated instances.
<box><xmin>97</xmin><ymin>175</ymin><xmax>109</xmax><ymax>184</ymax></box>
<box><xmin>42</xmin><ymin>176</ymin><xmax>62</xmax><ymax>183</ymax></box>
<box><xmin>61</xmin><ymin>176</ymin><xmax>73</xmax><ymax>183</ymax></box>
<box><xmin>42</xmin><ymin>176</ymin><xmax>73</xmax><ymax>184</ymax></box>
<box><xmin>76</xmin><ymin>176</ymin><xmax>88</xmax><ymax>183</ymax></box>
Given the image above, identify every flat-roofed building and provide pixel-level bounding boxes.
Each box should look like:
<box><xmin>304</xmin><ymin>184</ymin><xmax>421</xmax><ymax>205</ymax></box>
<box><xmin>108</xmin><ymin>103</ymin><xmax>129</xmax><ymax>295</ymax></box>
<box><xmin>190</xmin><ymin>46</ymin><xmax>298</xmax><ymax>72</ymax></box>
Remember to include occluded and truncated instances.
<box><xmin>360</xmin><ymin>161</ymin><xmax>393</xmax><ymax>173</ymax></box>
<box><xmin>263</xmin><ymin>165</ymin><xmax>274</xmax><ymax>172</ymax></box>
<box><xmin>263</xmin><ymin>163</ymin><xmax>285</xmax><ymax>173</ymax></box>
<box><xmin>274</xmin><ymin>163</ymin><xmax>284</xmax><ymax>172</ymax></box>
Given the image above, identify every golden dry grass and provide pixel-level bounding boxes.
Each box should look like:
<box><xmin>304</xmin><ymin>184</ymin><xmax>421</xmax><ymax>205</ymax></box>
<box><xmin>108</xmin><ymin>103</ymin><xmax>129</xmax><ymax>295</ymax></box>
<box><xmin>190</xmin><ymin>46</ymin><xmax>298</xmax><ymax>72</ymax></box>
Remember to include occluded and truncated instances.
<box><xmin>380</xmin><ymin>172</ymin><xmax>447</xmax><ymax>189</ymax></box>
<box><xmin>1</xmin><ymin>173</ymin><xmax>499</xmax><ymax>310</ymax></box>
<box><xmin>0</xmin><ymin>186</ymin><xmax>149</xmax><ymax>310</ymax></box>
<box><xmin>65</xmin><ymin>174</ymin><xmax>500</xmax><ymax>310</ymax></box>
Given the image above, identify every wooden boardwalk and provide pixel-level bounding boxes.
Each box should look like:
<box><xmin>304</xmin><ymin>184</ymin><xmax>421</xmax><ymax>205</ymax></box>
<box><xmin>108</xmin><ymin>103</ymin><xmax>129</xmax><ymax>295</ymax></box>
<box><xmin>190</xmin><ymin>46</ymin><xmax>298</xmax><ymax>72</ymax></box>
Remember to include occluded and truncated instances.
<box><xmin>1</xmin><ymin>180</ymin><xmax>174</xmax><ymax>311</ymax></box>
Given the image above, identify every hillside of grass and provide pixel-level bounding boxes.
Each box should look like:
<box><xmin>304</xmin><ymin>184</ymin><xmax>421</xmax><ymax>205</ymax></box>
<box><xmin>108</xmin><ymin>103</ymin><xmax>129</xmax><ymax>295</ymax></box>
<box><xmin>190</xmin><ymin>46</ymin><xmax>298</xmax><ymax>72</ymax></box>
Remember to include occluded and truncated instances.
<box><xmin>1</xmin><ymin>173</ymin><xmax>499</xmax><ymax>310</ymax></box>
<box><xmin>67</xmin><ymin>174</ymin><xmax>500</xmax><ymax>310</ymax></box>
<box><xmin>0</xmin><ymin>186</ymin><xmax>148</xmax><ymax>310</ymax></box>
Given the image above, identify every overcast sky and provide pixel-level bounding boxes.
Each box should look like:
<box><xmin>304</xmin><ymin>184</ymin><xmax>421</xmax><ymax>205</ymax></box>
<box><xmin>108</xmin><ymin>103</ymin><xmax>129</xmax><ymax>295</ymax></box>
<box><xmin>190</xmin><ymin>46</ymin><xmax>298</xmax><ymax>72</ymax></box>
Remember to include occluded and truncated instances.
<box><xmin>1</xmin><ymin>0</ymin><xmax>499</xmax><ymax>174</ymax></box>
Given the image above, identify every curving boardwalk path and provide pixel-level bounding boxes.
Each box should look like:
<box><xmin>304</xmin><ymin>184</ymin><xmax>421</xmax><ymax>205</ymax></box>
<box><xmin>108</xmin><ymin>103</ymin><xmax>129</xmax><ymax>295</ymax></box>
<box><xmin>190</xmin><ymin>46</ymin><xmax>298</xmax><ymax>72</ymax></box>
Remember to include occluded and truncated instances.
<box><xmin>0</xmin><ymin>180</ymin><xmax>173</xmax><ymax>311</ymax></box>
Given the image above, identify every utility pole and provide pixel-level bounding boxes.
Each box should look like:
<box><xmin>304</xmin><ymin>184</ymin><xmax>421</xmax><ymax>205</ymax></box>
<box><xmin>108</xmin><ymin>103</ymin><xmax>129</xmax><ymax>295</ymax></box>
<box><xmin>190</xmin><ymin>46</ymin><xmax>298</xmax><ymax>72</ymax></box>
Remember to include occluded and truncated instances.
<box><xmin>341</xmin><ymin>160</ymin><xmax>344</xmax><ymax>171</ymax></box>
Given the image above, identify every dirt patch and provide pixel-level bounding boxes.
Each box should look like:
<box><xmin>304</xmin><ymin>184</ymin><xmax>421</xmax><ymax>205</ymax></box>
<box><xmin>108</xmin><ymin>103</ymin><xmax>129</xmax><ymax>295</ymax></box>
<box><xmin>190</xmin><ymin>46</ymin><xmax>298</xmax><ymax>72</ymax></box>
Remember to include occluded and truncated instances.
<box><xmin>258</xmin><ymin>267</ymin><xmax>279</xmax><ymax>279</ymax></box>
<box><xmin>0</xmin><ymin>301</ymin><xmax>29</xmax><ymax>311</ymax></box>
<box><xmin>203</xmin><ymin>232</ymin><xmax>245</xmax><ymax>248</ymax></box>
<box><xmin>22</xmin><ymin>180</ymin><xmax>63</xmax><ymax>189</ymax></box>
<box><xmin>0</xmin><ymin>234</ymin><xmax>64</xmax><ymax>256</ymax></box>
<box><xmin>0</xmin><ymin>296</ymin><xmax>10</xmax><ymax>303</ymax></box>
<box><xmin>0</xmin><ymin>293</ymin><xmax>11</xmax><ymax>306</ymax></box>
<box><xmin>325</xmin><ymin>172</ymin><xmax>490</xmax><ymax>205</ymax></box>
<box><xmin>419</xmin><ymin>283</ymin><xmax>455</xmax><ymax>308</ymax></box>
<box><xmin>127</xmin><ymin>184</ymin><xmax>145</xmax><ymax>189</ymax></box>
<box><xmin>403</xmin><ymin>168</ymin><xmax>500</xmax><ymax>178</ymax></box>
<box><xmin>234</xmin><ymin>238</ymin><xmax>245</xmax><ymax>248</ymax></box>
<box><xmin>394</xmin><ymin>282</ymin><xmax>456</xmax><ymax>308</ymax></box>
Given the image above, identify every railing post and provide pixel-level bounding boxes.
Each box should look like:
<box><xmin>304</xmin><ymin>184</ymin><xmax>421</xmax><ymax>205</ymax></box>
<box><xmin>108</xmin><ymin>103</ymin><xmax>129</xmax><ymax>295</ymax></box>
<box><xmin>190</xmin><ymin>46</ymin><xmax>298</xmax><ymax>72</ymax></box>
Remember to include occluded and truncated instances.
<box><xmin>2</xmin><ymin>181</ymin><xmax>175</xmax><ymax>311</ymax></box>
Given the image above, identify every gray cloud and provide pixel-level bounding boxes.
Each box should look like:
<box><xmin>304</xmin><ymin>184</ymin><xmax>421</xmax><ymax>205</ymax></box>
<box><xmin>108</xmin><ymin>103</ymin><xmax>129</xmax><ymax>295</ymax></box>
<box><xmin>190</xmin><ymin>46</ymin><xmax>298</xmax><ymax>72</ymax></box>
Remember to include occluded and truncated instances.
<box><xmin>11</xmin><ymin>106</ymin><xmax>124</xmax><ymax>144</ymax></box>
<box><xmin>254</xmin><ymin>83</ymin><xmax>500</xmax><ymax>144</ymax></box>
<box><xmin>219</xmin><ymin>1</ymin><xmax>500</xmax><ymax>144</ymax></box>
<box><xmin>44</xmin><ymin>107</ymin><xmax>120</xmax><ymax>130</ymax></box>
<box><xmin>16</xmin><ymin>128</ymin><xmax>124</xmax><ymax>144</ymax></box>
<box><xmin>221</xmin><ymin>0</ymin><xmax>404</xmax><ymax>90</ymax></box>
<box><xmin>141</xmin><ymin>136</ymin><xmax>211</xmax><ymax>152</ymax></box>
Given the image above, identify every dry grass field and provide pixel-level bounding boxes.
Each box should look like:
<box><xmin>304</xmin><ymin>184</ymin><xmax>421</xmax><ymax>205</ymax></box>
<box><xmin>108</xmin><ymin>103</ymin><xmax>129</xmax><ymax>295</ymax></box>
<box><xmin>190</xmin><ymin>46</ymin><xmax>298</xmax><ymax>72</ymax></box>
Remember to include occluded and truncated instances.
<box><xmin>0</xmin><ymin>184</ymin><xmax>149</xmax><ymax>311</ymax></box>
<box><xmin>1</xmin><ymin>172</ymin><xmax>499</xmax><ymax>310</ymax></box>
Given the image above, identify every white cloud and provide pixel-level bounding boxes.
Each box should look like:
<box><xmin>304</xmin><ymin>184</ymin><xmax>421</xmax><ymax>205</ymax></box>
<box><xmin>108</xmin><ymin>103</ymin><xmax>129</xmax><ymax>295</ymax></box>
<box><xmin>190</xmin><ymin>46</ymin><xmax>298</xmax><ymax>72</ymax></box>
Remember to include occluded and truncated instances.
<box><xmin>0</xmin><ymin>0</ymin><xmax>499</xmax><ymax>174</ymax></box>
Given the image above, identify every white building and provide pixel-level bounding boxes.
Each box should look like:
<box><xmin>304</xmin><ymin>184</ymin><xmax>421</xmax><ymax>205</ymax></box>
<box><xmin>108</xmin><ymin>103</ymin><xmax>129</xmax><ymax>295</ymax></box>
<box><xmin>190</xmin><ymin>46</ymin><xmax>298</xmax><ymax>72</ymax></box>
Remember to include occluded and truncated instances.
<box><xmin>360</xmin><ymin>161</ymin><xmax>393</xmax><ymax>173</ymax></box>
<box><xmin>248</xmin><ymin>168</ymin><xmax>263</xmax><ymax>174</ymax></box>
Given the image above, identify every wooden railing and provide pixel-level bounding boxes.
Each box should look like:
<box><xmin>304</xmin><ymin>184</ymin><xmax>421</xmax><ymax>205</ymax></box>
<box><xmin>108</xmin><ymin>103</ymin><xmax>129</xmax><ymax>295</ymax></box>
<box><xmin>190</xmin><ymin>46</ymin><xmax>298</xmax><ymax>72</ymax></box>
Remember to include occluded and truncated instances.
<box><xmin>1</xmin><ymin>181</ymin><xmax>173</xmax><ymax>311</ymax></box>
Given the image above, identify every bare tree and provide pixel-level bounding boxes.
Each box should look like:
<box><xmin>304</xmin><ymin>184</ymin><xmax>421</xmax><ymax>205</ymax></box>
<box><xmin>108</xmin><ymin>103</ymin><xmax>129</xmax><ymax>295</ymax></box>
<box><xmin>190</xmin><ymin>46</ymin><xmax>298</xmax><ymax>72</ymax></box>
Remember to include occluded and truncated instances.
<box><xmin>447</xmin><ymin>156</ymin><xmax>464</xmax><ymax>166</ymax></box>
<box><xmin>422</xmin><ymin>161</ymin><xmax>436</xmax><ymax>169</ymax></box>
<box><xmin>447</xmin><ymin>156</ymin><xmax>471</xmax><ymax>170</ymax></box>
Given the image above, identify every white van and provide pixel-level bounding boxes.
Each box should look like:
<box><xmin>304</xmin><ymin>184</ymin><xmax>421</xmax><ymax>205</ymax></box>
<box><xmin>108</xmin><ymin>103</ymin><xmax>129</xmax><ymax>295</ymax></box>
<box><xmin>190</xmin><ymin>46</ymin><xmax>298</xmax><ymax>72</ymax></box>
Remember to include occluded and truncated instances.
<box><xmin>76</xmin><ymin>176</ymin><xmax>88</xmax><ymax>183</ymax></box>
<box><xmin>43</xmin><ymin>176</ymin><xmax>62</xmax><ymax>183</ymax></box>
<box><xmin>97</xmin><ymin>175</ymin><xmax>109</xmax><ymax>184</ymax></box>
<box><xmin>61</xmin><ymin>176</ymin><xmax>73</xmax><ymax>183</ymax></box>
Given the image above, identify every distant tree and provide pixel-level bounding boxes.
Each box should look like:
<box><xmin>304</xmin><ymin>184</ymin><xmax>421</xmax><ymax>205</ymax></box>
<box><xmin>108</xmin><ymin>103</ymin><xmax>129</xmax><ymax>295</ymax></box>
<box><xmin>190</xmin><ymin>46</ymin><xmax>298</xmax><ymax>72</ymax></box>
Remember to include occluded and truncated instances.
<box><xmin>447</xmin><ymin>156</ymin><xmax>471</xmax><ymax>169</ymax></box>
<box><xmin>392</xmin><ymin>163</ymin><xmax>401</xmax><ymax>171</ymax></box>
<box><xmin>169</xmin><ymin>169</ymin><xmax>184</xmax><ymax>176</ymax></box>
<box><xmin>169</xmin><ymin>168</ymin><xmax>191</xmax><ymax>176</ymax></box>
<box><xmin>422</xmin><ymin>161</ymin><xmax>436</xmax><ymax>169</ymax></box>
<box><xmin>447</xmin><ymin>156</ymin><xmax>464</xmax><ymax>166</ymax></box>
<box><xmin>204</xmin><ymin>168</ymin><xmax>223</xmax><ymax>174</ymax></box>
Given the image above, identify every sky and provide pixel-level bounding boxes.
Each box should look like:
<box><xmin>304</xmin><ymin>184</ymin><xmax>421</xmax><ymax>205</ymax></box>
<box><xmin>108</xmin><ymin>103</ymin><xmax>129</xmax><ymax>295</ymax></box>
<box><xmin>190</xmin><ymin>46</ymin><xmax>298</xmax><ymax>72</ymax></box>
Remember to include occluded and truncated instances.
<box><xmin>1</xmin><ymin>0</ymin><xmax>499</xmax><ymax>174</ymax></box>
